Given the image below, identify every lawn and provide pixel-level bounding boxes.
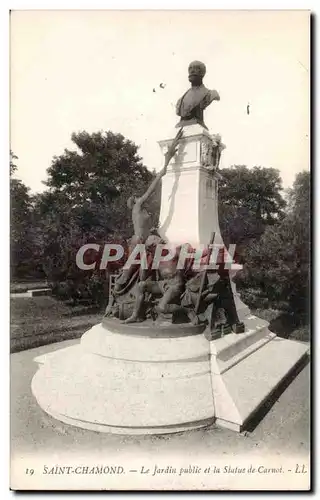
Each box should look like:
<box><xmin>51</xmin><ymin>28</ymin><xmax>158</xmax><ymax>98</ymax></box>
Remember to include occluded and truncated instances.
<box><xmin>10</xmin><ymin>296</ymin><xmax>103</xmax><ymax>353</ymax></box>
<box><xmin>253</xmin><ymin>308</ymin><xmax>310</xmax><ymax>342</ymax></box>
<box><xmin>10</xmin><ymin>296</ymin><xmax>309</xmax><ymax>354</ymax></box>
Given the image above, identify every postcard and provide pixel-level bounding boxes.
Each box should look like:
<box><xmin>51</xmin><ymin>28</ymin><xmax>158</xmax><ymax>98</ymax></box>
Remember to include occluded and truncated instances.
<box><xmin>10</xmin><ymin>9</ymin><xmax>310</xmax><ymax>491</ymax></box>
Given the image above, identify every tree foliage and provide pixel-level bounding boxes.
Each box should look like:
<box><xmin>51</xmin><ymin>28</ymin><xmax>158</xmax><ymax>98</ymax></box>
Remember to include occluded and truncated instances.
<box><xmin>235</xmin><ymin>171</ymin><xmax>310</xmax><ymax>320</ymax></box>
<box><xmin>218</xmin><ymin>165</ymin><xmax>286</xmax><ymax>253</ymax></box>
<box><xmin>10</xmin><ymin>150</ymin><xmax>18</xmax><ymax>175</ymax></box>
<box><xmin>44</xmin><ymin>130</ymin><xmax>158</xmax><ymax>236</ymax></box>
<box><xmin>10</xmin><ymin>151</ymin><xmax>38</xmax><ymax>279</ymax></box>
<box><xmin>35</xmin><ymin>131</ymin><xmax>159</xmax><ymax>303</ymax></box>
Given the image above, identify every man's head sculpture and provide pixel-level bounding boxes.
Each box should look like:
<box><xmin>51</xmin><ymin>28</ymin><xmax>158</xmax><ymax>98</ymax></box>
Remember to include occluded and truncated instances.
<box><xmin>188</xmin><ymin>60</ymin><xmax>206</xmax><ymax>86</ymax></box>
<box><xmin>175</xmin><ymin>60</ymin><xmax>220</xmax><ymax>129</ymax></box>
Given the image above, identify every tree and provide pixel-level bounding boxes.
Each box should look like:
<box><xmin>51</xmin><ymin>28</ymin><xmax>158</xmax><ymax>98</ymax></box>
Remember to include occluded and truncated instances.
<box><xmin>37</xmin><ymin>131</ymin><xmax>160</xmax><ymax>303</ymax></box>
<box><xmin>235</xmin><ymin>171</ymin><xmax>310</xmax><ymax>321</ymax></box>
<box><xmin>44</xmin><ymin>130</ymin><xmax>159</xmax><ymax>236</ymax></box>
<box><xmin>218</xmin><ymin>165</ymin><xmax>286</xmax><ymax>254</ymax></box>
<box><xmin>286</xmin><ymin>170</ymin><xmax>310</xmax><ymax>215</ymax></box>
<box><xmin>10</xmin><ymin>150</ymin><xmax>18</xmax><ymax>175</ymax></box>
<box><xmin>10</xmin><ymin>152</ymin><xmax>37</xmax><ymax>279</ymax></box>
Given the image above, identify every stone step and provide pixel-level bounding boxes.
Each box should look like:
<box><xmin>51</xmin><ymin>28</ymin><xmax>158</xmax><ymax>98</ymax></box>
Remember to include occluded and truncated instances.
<box><xmin>211</xmin><ymin>336</ymin><xmax>309</xmax><ymax>432</ymax></box>
<box><xmin>210</xmin><ymin>314</ymin><xmax>271</xmax><ymax>366</ymax></box>
<box><xmin>211</xmin><ymin>330</ymin><xmax>276</xmax><ymax>375</ymax></box>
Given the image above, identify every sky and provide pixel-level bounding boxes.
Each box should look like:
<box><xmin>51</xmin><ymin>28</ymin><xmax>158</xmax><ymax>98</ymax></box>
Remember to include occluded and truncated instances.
<box><xmin>10</xmin><ymin>9</ymin><xmax>309</xmax><ymax>193</ymax></box>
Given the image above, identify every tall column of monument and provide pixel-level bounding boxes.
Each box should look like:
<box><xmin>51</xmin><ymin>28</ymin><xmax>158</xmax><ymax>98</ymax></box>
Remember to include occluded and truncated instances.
<box><xmin>158</xmin><ymin>124</ymin><xmax>224</xmax><ymax>248</ymax></box>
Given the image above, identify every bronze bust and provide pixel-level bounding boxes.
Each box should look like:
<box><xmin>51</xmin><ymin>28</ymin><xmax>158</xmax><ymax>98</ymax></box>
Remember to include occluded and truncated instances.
<box><xmin>176</xmin><ymin>61</ymin><xmax>220</xmax><ymax>129</ymax></box>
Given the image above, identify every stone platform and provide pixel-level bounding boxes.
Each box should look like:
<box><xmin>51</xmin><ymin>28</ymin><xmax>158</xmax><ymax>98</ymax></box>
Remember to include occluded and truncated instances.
<box><xmin>31</xmin><ymin>312</ymin><xmax>309</xmax><ymax>435</ymax></box>
<box><xmin>209</xmin><ymin>314</ymin><xmax>309</xmax><ymax>431</ymax></box>
<box><xmin>32</xmin><ymin>320</ymin><xmax>215</xmax><ymax>434</ymax></box>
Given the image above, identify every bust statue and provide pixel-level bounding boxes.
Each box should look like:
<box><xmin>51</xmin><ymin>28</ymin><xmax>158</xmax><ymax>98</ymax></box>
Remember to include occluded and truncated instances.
<box><xmin>176</xmin><ymin>61</ymin><xmax>220</xmax><ymax>129</ymax></box>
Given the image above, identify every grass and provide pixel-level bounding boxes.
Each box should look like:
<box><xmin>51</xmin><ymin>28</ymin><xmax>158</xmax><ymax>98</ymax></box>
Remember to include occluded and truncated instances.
<box><xmin>10</xmin><ymin>296</ymin><xmax>103</xmax><ymax>353</ymax></box>
<box><xmin>253</xmin><ymin>308</ymin><xmax>310</xmax><ymax>342</ymax></box>
<box><xmin>10</xmin><ymin>296</ymin><xmax>309</xmax><ymax>354</ymax></box>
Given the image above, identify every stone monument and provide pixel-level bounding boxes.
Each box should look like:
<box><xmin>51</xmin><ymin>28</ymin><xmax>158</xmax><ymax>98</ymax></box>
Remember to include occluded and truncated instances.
<box><xmin>32</xmin><ymin>61</ymin><xmax>308</xmax><ymax>434</ymax></box>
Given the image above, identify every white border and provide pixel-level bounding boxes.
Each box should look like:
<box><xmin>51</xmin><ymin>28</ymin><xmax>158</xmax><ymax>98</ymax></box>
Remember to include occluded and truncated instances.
<box><xmin>3</xmin><ymin>1</ymin><xmax>318</xmax><ymax>9</ymax></box>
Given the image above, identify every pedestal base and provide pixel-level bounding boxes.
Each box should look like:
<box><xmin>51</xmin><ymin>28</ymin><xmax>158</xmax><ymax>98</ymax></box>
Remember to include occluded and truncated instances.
<box><xmin>31</xmin><ymin>316</ymin><xmax>309</xmax><ymax>435</ymax></box>
<box><xmin>31</xmin><ymin>322</ymin><xmax>214</xmax><ymax>434</ymax></box>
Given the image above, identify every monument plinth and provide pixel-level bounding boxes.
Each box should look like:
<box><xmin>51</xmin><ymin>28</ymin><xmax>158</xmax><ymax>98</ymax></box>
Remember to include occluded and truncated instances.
<box><xmin>32</xmin><ymin>322</ymin><xmax>215</xmax><ymax>434</ymax></box>
<box><xmin>31</xmin><ymin>61</ymin><xmax>309</xmax><ymax>434</ymax></box>
<box><xmin>158</xmin><ymin>124</ymin><xmax>224</xmax><ymax>248</ymax></box>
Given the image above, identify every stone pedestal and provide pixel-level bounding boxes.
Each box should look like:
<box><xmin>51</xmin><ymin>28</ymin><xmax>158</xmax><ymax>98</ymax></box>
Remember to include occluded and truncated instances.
<box><xmin>32</xmin><ymin>322</ymin><xmax>214</xmax><ymax>434</ymax></box>
<box><xmin>31</xmin><ymin>314</ymin><xmax>308</xmax><ymax>434</ymax></box>
<box><xmin>158</xmin><ymin>124</ymin><xmax>223</xmax><ymax>247</ymax></box>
